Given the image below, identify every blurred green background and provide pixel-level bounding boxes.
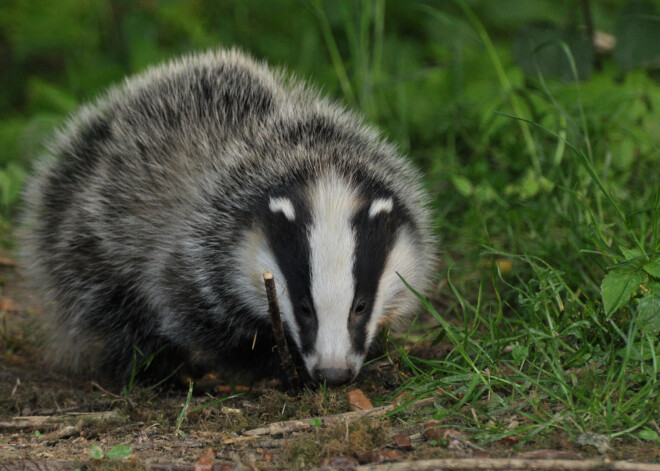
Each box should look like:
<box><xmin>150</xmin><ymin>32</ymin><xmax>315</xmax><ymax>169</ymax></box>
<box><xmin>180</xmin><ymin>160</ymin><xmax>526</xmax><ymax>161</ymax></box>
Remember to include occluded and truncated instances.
<box><xmin>2</xmin><ymin>0</ymin><xmax>658</xmax><ymax>217</ymax></box>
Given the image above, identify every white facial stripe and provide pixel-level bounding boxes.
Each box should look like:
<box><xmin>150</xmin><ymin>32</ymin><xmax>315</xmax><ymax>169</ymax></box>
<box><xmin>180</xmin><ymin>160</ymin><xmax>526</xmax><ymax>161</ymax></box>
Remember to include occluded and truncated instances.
<box><xmin>366</xmin><ymin>228</ymin><xmax>421</xmax><ymax>344</ymax></box>
<box><xmin>308</xmin><ymin>174</ymin><xmax>359</xmax><ymax>371</ymax></box>
<box><xmin>369</xmin><ymin>197</ymin><xmax>393</xmax><ymax>218</ymax></box>
<box><xmin>269</xmin><ymin>196</ymin><xmax>296</xmax><ymax>221</ymax></box>
<box><xmin>233</xmin><ymin>227</ymin><xmax>299</xmax><ymax>347</ymax></box>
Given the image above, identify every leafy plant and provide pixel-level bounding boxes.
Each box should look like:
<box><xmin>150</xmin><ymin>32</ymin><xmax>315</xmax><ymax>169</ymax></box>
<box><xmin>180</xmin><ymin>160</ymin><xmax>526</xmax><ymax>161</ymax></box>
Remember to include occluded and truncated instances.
<box><xmin>88</xmin><ymin>444</ymin><xmax>104</xmax><ymax>460</ymax></box>
<box><xmin>106</xmin><ymin>445</ymin><xmax>134</xmax><ymax>460</ymax></box>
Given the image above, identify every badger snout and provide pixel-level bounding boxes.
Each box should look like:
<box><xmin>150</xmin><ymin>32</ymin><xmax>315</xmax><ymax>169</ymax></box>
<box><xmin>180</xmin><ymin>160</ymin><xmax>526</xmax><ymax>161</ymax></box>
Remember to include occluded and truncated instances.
<box><xmin>314</xmin><ymin>367</ymin><xmax>353</xmax><ymax>385</ymax></box>
<box><xmin>309</xmin><ymin>354</ymin><xmax>360</xmax><ymax>385</ymax></box>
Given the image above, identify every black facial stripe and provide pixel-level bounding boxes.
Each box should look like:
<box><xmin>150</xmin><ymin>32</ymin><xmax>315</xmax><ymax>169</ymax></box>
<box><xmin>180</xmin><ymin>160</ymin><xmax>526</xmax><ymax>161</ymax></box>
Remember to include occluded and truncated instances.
<box><xmin>349</xmin><ymin>193</ymin><xmax>411</xmax><ymax>354</ymax></box>
<box><xmin>259</xmin><ymin>185</ymin><xmax>317</xmax><ymax>354</ymax></box>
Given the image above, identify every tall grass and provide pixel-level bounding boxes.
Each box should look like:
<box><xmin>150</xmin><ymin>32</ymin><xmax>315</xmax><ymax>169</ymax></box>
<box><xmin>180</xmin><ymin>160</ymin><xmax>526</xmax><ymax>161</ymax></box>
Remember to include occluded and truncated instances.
<box><xmin>312</xmin><ymin>0</ymin><xmax>660</xmax><ymax>442</ymax></box>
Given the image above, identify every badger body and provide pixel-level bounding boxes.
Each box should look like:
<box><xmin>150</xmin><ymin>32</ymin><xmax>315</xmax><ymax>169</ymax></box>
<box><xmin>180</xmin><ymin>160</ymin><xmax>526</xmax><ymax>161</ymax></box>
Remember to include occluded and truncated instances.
<box><xmin>22</xmin><ymin>49</ymin><xmax>435</xmax><ymax>385</ymax></box>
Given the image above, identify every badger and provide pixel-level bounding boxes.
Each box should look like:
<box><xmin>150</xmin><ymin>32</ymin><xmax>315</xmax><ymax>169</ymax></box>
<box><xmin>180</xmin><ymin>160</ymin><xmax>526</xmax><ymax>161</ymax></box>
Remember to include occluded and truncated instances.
<box><xmin>21</xmin><ymin>49</ymin><xmax>436</xmax><ymax>386</ymax></box>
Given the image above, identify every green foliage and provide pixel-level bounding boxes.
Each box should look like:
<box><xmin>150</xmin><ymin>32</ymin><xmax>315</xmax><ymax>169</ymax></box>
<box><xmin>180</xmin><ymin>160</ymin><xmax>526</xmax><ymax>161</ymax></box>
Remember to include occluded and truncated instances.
<box><xmin>88</xmin><ymin>444</ymin><xmax>104</xmax><ymax>460</ymax></box>
<box><xmin>189</xmin><ymin>392</ymin><xmax>243</xmax><ymax>413</ymax></box>
<box><xmin>601</xmin><ymin>246</ymin><xmax>660</xmax><ymax>334</ymax></box>
<box><xmin>121</xmin><ymin>344</ymin><xmax>181</xmax><ymax>395</ymax></box>
<box><xmin>106</xmin><ymin>445</ymin><xmax>134</xmax><ymax>460</ymax></box>
<box><xmin>88</xmin><ymin>443</ymin><xmax>133</xmax><ymax>460</ymax></box>
<box><xmin>601</xmin><ymin>266</ymin><xmax>644</xmax><ymax>317</ymax></box>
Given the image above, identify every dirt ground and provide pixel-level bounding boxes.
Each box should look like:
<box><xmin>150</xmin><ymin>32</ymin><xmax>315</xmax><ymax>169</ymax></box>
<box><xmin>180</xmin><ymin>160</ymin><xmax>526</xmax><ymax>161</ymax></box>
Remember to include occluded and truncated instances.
<box><xmin>1</xmin><ymin>254</ymin><xmax>659</xmax><ymax>470</ymax></box>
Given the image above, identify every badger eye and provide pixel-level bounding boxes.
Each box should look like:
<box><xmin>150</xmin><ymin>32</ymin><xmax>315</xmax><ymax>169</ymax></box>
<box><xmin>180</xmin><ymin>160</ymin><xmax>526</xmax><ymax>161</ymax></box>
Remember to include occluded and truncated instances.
<box><xmin>354</xmin><ymin>300</ymin><xmax>367</xmax><ymax>315</ymax></box>
<box><xmin>299</xmin><ymin>298</ymin><xmax>314</xmax><ymax>317</ymax></box>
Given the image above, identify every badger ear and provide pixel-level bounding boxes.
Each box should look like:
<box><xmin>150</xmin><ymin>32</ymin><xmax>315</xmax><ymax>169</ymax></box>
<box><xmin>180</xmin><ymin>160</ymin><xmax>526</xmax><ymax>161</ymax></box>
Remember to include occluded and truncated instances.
<box><xmin>269</xmin><ymin>196</ymin><xmax>296</xmax><ymax>222</ymax></box>
<box><xmin>368</xmin><ymin>197</ymin><xmax>393</xmax><ymax>219</ymax></box>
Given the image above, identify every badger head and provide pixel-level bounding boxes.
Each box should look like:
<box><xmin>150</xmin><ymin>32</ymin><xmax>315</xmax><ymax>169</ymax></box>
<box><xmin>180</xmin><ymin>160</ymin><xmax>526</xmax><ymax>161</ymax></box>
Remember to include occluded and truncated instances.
<box><xmin>236</xmin><ymin>171</ymin><xmax>429</xmax><ymax>385</ymax></box>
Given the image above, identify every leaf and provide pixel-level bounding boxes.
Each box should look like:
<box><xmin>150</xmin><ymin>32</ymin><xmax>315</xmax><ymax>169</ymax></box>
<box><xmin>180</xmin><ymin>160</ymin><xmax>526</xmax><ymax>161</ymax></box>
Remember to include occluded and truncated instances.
<box><xmin>637</xmin><ymin>283</ymin><xmax>660</xmax><ymax>335</ymax></box>
<box><xmin>617</xmin><ymin>339</ymin><xmax>660</xmax><ymax>360</ymax></box>
<box><xmin>601</xmin><ymin>267</ymin><xmax>643</xmax><ymax>316</ymax></box>
<box><xmin>175</xmin><ymin>381</ymin><xmax>194</xmax><ymax>438</ymax></box>
<box><xmin>512</xmin><ymin>345</ymin><xmax>528</xmax><ymax>365</ymax></box>
<box><xmin>451</xmin><ymin>175</ymin><xmax>473</xmax><ymax>197</ymax></box>
<box><xmin>620</xmin><ymin>247</ymin><xmax>643</xmax><ymax>261</ymax></box>
<box><xmin>88</xmin><ymin>444</ymin><xmax>104</xmax><ymax>460</ymax></box>
<box><xmin>576</xmin><ymin>433</ymin><xmax>609</xmax><ymax>454</ymax></box>
<box><xmin>347</xmin><ymin>388</ymin><xmax>373</xmax><ymax>411</ymax></box>
<box><xmin>638</xmin><ymin>428</ymin><xmax>659</xmax><ymax>441</ymax></box>
<box><xmin>107</xmin><ymin>445</ymin><xmax>133</xmax><ymax>460</ymax></box>
<box><xmin>643</xmin><ymin>258</ymin><xmax>660</xmax><ymax>278</ymax></box>
<box><xmin>310</xmin><ymin>418</ymin><xmax>322</xmax><ymax>430</ymax></box>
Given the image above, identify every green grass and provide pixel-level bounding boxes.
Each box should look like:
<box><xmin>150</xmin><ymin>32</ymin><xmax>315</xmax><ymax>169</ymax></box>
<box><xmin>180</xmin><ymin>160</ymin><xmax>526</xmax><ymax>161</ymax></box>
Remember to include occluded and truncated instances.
<box><xmin>358</xmin><ymin>2</ymin><xmax>659</xmax><ymax>446</ymax></box>
<box><xmin>1</xmin><ymin>0</ymin><xmax>658</xmax><ymax>448</ymax></box>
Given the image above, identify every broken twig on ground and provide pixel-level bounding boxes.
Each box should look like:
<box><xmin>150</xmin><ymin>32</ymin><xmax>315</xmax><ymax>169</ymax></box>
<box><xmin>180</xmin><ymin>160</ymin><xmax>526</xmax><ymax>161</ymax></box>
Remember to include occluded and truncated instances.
<box><xmin>229</xmin><ymin>397</ymin><xmax>436</xmax><ymax>441</ymax></box>
<box><xmin>0</xmin><ymin>411</ymin><xmax>123</xmax><ymax>433</ymax></box>
<box><xmin>355</xmin><ymin>458</ymin><xmax>660</xmax><ymax>471</ymax></box>
<box><xmin>91</xmin><ymin>380</ymin><xmax>137</xmax><ymax>407</ymax></box>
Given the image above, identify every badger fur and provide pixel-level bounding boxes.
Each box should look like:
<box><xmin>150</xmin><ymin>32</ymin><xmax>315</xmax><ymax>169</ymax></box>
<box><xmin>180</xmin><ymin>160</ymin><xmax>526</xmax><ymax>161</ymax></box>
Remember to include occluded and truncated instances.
<box><xmin>21</xmin><ymin>49</ymin><xmax>436</xmax><ymax>386</ymax></box>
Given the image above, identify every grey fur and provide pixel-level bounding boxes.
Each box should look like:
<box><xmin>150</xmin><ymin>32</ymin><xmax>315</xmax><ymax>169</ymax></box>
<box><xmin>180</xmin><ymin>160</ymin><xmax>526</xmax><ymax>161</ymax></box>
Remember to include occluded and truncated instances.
<box><xmin>21</xmin><ymin>49</ymin><xmax>436</xmax><ymax>384</ymax></box>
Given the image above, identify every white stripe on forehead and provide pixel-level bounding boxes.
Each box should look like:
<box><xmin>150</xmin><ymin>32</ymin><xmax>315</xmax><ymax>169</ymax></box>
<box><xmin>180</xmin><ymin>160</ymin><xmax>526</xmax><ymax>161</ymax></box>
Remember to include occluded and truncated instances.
<box><xmin>269</xmin><ymin>196</ymin><xmax>296</xmax><ymax>221</ymax></box>
<box><xmin>369</xmin><ymin>197</ymin><xmax>393</xmax><ymax>218</ymax></box>
<box><xmin>307</xmin><ymin>173</ymin><xmax>359</xmax><ymax>368</ymax></box>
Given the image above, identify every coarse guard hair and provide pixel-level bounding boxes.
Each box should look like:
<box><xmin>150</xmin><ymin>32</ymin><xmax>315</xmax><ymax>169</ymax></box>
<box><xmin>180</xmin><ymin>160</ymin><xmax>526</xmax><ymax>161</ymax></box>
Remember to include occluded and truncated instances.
<box><xmin>21</xmin><ymin>49</ymin><xmax>436</xmax><ymax>386</ymax></box>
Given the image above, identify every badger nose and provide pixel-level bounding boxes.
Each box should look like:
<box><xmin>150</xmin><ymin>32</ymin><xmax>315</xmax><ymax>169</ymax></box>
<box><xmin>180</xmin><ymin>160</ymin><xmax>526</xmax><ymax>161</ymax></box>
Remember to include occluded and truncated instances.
<box><xmin>315</xmin><ymin>367</ymin><xmax>352</xmax><ymax>385</ymax></box>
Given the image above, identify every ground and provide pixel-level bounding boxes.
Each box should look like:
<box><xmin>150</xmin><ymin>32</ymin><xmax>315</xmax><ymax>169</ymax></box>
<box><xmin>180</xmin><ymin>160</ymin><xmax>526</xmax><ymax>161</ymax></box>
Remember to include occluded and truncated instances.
<box><xmin>1</xmin><ymin>254</ymin><xmax>659</xmax><ymax>470</ymax></box>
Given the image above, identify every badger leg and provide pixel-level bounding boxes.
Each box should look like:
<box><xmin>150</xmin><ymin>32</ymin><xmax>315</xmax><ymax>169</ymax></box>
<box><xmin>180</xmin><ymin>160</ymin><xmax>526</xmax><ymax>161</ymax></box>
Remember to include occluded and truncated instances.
<box><xmin>67</xmin><ymin>281</ymin><xmax>186</xmax><ymax>386</ymax></box>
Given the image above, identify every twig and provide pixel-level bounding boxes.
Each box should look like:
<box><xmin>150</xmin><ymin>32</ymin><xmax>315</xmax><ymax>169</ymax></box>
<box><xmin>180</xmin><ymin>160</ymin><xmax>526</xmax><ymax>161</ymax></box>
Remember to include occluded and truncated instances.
<box><xmin>91</xmin><ymin>380</ymin><xmax>137</xmax><ymax>407</ymax></box>
<box><xmin>147</xmin><ymin>464</ymin><xmax>193</xmax><ymax>471</ymax></box>
<box><xmin>355</xmin><ymin>458</ymin><xmax>660</xmax><ymax>471</ymax></box>
<box><xmin>0</xmin><ymin>411</ymin><xmax>123</xmax><ymax>432</ymax></box>
<box><xmin>25</xmin><ymin>406</ymin><xmax>84</xmax><ymax>416</ymax></box>
<box><xmin>37</xmin><ymin>420</ymin><xmax>84</xmax><ymax>442</ymax></box>
<box><xmin>263</xmin><ymin>270</ymin><xmax>301</xmax><ymax>391</ymax></box>
<box><xmin>0</xmin><ymin>461</ymin><xmax>76</xmax><ymax>470</ymax></box>
<box><xmin>235</xmin><ymin>397</ymin><xmax>435</xmax><ymax>440</ymax></box>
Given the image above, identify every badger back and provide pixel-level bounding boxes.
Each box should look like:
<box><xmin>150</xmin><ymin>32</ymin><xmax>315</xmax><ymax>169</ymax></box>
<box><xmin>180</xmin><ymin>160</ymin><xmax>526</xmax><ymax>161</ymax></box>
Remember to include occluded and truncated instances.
<box><xmin>20</xmin><ymin>49</ymin><xmax>436</xmax><ymax>384</ymax></box>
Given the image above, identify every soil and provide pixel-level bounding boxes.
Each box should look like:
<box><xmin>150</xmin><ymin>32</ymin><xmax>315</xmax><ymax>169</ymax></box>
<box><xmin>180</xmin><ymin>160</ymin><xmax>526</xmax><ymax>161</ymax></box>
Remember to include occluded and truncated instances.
<box><xmin>1</xmin><ymin>254</ymin><xmax>659</xmax><ymax>470</ymax></box>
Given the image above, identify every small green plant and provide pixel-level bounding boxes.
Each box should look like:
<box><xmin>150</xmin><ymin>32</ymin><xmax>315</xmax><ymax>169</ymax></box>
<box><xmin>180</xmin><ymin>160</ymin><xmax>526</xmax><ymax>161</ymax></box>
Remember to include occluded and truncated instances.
<box><xmin>174</xmin><ymin>381</ymin><xmax>194</xmax><ymax>438</ymax></box>
<box><xmin>88</xmin><ymin>444</ymin><xmax>133</xmax><ymax>460</ymax></box>
<box><xmin>106</xmin><ymin>445</ymin><xmax>133</xmax><ymax>460</ymax></box>
<box><xmin>601</xmin><ymin>247</ymin><xmax>660</xmax><ymax>334</ymax></box>
<box><xmin>310</xmin><ymin>417</ymin><xmax>323</xmax><ymax>430</ymax></box>
<box><xmin>319</xmin><ymin>379</ymin><xmax>328</xmax><ymax>408</ymax></box>
<box><xmin>189</xmin><ymin>392</ymin><xmax>242</xmax><ymax>413</ymax></box>
<box><xmin>638</xmin><ymin>429</ymin><xmax>660</xmax><ymax>444</ymax></box>
<box><xmin>88</xmin><ymin>444</ymin><xmax>104</xmax><ymax>459</ymax></box>
<box><xmin>121</xmin><ymin>344</ymin><xmax>177</xmax><ymax>396</ymax></box>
